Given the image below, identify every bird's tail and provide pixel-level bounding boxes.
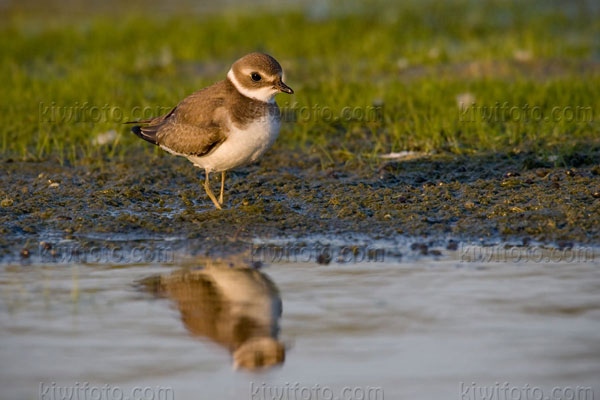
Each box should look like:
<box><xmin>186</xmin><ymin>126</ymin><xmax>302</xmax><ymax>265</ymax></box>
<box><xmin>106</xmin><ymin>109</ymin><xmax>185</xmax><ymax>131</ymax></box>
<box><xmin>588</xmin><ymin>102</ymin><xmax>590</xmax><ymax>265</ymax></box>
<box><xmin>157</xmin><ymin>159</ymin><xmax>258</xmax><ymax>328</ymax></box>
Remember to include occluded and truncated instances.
<box><xmin>131</xmin><ymin>125</ymin><xmax>158</xmax><ymax>145</ymax></box>
<box><xmin>125</xmin><ymin>106</ymin><xmax>177</xmax><ymax>146</ymax></box>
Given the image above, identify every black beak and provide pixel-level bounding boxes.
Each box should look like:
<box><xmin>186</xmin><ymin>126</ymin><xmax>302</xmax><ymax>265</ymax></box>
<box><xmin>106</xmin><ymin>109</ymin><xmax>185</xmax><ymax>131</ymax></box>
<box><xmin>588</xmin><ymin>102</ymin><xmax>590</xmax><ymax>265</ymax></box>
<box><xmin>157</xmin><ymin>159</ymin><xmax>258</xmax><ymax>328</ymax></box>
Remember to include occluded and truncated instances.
<box><xmin>275</xmin><ymin>80</ymin><xmax>294</xmax><ymax>94</ymax></box>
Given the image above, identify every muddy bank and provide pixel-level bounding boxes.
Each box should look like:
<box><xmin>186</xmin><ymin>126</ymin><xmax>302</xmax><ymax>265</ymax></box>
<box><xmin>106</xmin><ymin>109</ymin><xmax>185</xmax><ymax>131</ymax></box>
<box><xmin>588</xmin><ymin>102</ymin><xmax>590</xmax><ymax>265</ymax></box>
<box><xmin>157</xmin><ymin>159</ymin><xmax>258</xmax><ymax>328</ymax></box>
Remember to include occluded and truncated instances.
<box><xmin>1</xmin><ymin>148</ymin><xmax>599</xmax><ymax>263</ymax></box>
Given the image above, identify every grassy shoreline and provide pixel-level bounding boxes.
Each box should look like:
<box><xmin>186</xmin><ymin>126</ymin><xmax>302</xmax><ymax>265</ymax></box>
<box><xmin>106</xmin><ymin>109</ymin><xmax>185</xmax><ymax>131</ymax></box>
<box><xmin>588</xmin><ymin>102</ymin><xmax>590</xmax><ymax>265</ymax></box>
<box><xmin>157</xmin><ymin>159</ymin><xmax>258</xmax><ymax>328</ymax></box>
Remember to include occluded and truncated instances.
<box><xmin>1</xmin><ymin>0</ymin><xmax>599</xmax><ymax>162</ymax></box>
<box><xmin>1</xmin><ymin>0</ymin><xmax>599</xmax><ymax>257</ymax></box>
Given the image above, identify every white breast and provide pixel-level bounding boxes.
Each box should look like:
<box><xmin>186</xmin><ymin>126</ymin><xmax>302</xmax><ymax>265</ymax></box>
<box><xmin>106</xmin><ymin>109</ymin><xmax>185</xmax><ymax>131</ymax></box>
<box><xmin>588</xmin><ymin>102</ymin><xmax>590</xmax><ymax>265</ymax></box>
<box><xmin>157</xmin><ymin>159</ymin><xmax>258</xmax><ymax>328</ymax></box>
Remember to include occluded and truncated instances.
<box><xmin>186</xmin><ymin>113</ymin><xmax>280</xmax><ymax>173</ymax></box>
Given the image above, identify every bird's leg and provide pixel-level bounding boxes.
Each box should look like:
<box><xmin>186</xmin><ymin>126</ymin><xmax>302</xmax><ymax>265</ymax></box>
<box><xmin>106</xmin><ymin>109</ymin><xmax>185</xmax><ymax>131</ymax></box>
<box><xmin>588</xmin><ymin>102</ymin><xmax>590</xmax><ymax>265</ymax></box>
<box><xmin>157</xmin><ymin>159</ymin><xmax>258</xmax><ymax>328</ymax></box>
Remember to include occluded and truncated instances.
<box><xmin>204</xmin><ymin>170</ymin><xmax>222</xmax><ymax>210</ymax></box>
<box><xmin>219</xmin><ymin>171</ymin><xmax>226</xmax><ymax>205</ymax></box>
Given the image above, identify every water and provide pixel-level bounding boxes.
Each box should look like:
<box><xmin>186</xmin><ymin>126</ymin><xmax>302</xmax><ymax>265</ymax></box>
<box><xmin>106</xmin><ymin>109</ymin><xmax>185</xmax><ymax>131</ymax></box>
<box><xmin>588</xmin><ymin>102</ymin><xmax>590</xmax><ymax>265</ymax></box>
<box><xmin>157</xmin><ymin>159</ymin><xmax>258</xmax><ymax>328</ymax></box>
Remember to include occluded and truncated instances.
<box><xmin>1</xmin><ymin>247</ymin><xmax>599</xmax><ymax>400</ymax></box>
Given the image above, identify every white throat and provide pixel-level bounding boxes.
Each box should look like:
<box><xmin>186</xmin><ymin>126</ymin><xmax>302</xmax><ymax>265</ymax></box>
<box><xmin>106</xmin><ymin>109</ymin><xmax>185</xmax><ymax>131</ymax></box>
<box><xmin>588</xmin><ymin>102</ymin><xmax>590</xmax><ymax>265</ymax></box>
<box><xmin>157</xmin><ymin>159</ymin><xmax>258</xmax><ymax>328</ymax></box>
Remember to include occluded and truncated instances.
<box><xmin>227</xmin><ymin>69</ymin><xmax>277</xmax><ymax>103</ymax></box>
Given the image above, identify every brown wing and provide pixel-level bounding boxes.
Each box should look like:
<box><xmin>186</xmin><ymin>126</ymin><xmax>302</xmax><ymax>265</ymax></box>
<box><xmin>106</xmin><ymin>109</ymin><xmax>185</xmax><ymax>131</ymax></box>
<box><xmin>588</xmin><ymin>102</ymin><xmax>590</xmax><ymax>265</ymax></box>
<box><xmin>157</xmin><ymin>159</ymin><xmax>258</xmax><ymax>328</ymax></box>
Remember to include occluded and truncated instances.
<box><xmin>156</xmin><ymin>121</ymin><xmax>225</xmax><ymax>156</ymax></box>
<box><xmin>130</xmin><ymin>81</ymin><xmax>229</xmax><ymax>156</ymax></box>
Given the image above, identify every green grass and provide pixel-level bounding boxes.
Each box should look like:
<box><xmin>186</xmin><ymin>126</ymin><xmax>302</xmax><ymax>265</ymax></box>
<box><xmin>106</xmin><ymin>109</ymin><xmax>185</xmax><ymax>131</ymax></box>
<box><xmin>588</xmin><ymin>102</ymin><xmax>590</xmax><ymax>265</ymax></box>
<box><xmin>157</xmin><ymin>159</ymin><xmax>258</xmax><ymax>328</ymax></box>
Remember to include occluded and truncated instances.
<box><xmin>1</xmin><ymin>0</ymin><xmax>599</xmax><ymax>164</ymax></box>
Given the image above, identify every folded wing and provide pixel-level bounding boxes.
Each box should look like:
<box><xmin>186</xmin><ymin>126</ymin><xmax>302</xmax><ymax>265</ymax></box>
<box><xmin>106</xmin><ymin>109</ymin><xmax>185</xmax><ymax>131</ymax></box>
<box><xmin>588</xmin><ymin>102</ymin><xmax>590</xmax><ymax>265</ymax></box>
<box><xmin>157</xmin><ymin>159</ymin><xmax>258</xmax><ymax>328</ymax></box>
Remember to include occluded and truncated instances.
<box><xmin>129</xmin><ymin>82</ymin><xmax>228</xmax><ymax>157</ymax></box>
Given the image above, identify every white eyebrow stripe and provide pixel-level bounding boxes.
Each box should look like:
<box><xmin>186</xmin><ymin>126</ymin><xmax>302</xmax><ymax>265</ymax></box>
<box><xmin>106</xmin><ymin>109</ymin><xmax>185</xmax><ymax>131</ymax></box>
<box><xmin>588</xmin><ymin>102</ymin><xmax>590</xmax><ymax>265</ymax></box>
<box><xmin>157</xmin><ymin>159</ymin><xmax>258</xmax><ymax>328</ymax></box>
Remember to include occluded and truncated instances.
<box><xmin>227</xmin><ymin>68</ymin><xmax>278</xmax><ymax>103</ymax></box>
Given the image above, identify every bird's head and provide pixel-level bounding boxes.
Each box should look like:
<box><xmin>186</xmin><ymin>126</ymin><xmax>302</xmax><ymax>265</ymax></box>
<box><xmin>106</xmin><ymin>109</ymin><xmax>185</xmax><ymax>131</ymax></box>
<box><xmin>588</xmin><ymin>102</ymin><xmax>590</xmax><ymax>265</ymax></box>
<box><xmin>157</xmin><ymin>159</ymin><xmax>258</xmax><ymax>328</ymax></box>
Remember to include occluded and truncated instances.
<box><xmin>227</xmin><ymin>52</ymin><xmax>293</xmax><ymax>103</ymax></box>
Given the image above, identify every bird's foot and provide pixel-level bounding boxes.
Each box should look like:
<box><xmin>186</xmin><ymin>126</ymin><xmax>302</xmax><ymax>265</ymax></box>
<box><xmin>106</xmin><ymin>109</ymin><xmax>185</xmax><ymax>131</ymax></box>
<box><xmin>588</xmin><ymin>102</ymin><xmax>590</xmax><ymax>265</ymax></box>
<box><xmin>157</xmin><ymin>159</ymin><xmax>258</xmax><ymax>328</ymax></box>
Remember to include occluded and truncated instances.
<box><xmin>209</xmin><ymin>197</ymin><xmax>222</xmax><ymax>210</ymax></box>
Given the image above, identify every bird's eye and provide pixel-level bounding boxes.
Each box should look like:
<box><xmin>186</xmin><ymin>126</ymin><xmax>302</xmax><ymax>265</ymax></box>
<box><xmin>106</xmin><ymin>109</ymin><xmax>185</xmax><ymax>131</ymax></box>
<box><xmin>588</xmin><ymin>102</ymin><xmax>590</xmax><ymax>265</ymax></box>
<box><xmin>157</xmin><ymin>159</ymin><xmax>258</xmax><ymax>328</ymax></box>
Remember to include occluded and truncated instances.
<box><xmin>251</xmin><ymin>73</ymin><xmax>262</xmax><ymax>82</ymax></box>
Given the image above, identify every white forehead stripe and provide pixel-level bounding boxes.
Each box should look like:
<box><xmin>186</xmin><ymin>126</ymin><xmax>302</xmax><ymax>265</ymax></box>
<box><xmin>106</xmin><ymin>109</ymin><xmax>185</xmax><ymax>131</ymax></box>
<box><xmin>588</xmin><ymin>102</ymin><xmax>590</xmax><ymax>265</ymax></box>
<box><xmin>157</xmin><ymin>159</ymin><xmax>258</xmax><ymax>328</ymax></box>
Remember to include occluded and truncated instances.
<box><xmin>227</xmin><ymin>68</ymin><xmax>278</xmax><ymax>103</ymax></box>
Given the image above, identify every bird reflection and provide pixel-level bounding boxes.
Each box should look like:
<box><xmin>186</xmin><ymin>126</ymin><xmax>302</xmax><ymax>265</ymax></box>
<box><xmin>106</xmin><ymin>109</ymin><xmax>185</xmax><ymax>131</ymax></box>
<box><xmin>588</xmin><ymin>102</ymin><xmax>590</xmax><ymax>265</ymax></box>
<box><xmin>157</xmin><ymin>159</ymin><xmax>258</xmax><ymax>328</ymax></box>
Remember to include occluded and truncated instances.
<box><xmin>140</xmin><ymin>262</ymin><xmax>284</xmax><ymax>370</ymax></box>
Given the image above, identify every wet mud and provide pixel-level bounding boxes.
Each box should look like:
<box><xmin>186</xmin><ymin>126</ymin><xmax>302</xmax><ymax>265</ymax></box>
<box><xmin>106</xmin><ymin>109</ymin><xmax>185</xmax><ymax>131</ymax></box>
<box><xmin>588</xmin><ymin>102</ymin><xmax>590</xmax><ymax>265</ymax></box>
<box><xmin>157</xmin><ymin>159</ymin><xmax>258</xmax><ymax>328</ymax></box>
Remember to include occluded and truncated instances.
<box><xmin>1</xmin><ymin>147</ymin><xmax>599</xmax><ymax>262</ymax></box>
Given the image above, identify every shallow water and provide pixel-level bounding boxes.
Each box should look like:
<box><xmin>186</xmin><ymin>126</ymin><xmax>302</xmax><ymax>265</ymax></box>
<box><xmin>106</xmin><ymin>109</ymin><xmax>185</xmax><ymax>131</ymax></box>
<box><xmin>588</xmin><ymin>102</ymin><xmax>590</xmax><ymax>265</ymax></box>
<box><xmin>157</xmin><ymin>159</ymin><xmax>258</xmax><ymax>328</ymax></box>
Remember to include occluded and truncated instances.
<box><xmin>1</xmin><ymin>247</ymin><xmax>600</xmax><ymax>400</ymax></box>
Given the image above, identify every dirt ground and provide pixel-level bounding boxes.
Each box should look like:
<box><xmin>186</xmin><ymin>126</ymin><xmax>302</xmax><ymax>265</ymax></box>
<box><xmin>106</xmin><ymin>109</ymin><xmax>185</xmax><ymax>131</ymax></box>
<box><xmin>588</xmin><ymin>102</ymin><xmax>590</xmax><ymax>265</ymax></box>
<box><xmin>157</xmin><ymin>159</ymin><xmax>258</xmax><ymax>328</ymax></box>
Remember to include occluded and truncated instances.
<box><xmin>1</xmin><ymin>147</ymin><xmax>599</xmax><ymax>263</ymax></box>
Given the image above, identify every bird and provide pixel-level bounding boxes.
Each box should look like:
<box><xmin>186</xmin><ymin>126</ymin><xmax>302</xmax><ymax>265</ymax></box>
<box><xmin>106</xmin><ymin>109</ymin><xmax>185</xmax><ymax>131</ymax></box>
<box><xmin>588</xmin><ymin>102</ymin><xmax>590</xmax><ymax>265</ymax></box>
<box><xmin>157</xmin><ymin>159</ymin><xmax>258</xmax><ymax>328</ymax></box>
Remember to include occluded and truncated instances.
<box><xmin>139</xmin><ymin>261</ymin><xmax>285</xmax><ymax>370</ymax></box>
<box><xmin>127</xmin><ymin>52</ymin><xmax>293</xmax><ymax>209</ymax></box>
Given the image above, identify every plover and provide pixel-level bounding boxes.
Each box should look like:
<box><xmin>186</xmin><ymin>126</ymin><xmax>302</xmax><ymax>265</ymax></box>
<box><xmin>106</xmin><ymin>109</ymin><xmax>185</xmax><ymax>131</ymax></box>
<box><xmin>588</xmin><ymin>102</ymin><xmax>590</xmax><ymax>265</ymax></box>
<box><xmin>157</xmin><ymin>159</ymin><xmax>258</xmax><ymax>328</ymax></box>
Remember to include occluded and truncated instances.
<box><xmin>141</xmin><ymin>263</ymin><xmax>285</xmax><ymax>370</ymax></box>
<box><xmin>127</xmin><ymin>53</ymin><xmax>293</xmax><ymax>209</ymax></box>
